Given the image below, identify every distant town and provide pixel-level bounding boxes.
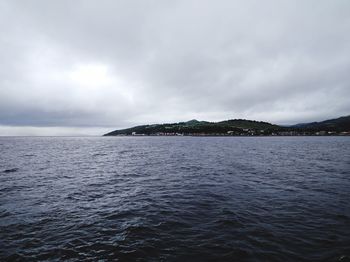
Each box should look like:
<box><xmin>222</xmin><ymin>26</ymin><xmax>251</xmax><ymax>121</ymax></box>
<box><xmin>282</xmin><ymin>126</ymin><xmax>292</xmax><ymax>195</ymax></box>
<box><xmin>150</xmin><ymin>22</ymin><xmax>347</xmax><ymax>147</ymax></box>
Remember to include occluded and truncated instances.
<box><xmin>126</xmin><ymin>130</ymin><xmax>350</xmax><ymax>137</ymax></box>
<box><xmin>104</xmin><ymin>115</ymin><xmax>350</xmax><ymax>137</ymax></box>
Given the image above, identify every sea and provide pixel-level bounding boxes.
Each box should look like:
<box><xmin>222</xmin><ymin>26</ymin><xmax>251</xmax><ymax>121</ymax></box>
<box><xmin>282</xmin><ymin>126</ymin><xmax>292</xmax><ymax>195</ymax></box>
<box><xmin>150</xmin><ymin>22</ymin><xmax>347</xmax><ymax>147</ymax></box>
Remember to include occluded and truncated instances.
<box><xmin>0</xmin><ymin>136</ymin><xmax>349</xmax><ymax>261</ymax></box>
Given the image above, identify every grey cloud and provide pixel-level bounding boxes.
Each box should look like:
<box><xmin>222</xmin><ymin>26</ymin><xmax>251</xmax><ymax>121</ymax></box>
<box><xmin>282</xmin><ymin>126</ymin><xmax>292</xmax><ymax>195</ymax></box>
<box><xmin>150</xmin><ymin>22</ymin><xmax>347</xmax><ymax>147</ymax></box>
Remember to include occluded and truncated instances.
<box><xmin>1</xmin><ymin>0</ymin><xmax>350</xmax><ymax>135</ymax></box>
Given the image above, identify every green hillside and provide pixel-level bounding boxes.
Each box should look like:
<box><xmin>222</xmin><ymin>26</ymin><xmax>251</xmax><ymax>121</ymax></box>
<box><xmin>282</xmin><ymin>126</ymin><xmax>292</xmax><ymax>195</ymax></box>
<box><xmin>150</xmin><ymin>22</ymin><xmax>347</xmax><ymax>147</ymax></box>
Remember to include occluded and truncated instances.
<box><xmin>104</xmin><ymin>115</ymin><xmax>350</xmax><ymax>136</ymax></box>
<box><xmin>292</xmin><ymin>115</ymin><xmax>350</xmax><ymax>132</ymax></box>
<box><xmin>104</xmin><ymin>119</ymin><xmax>283</xmax><ymax>136</ymax></box>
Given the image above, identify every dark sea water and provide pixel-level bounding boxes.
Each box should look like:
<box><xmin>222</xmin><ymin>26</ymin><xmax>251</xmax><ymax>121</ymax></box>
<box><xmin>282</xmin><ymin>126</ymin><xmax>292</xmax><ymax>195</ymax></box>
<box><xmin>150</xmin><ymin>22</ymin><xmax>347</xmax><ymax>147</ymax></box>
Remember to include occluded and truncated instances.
<box><xmin>0</xmin><ymin>136</ymin><xmax>350</xmax><ymax>262</ymax></box>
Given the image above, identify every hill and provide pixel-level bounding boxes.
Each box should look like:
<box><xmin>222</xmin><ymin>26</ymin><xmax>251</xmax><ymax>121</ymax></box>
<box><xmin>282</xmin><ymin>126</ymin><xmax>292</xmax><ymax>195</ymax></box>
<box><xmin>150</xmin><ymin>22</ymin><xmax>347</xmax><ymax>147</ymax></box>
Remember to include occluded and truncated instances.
<box><xmin>103</xmin><ymin>119</ymin><xmax>283</xmax><ymax>136</ymax></box>
<box><xmin>104</xmin><ymin>115</ymin><xmax>350</xmax><ymax>136</ymax></box>
<box><xmin>292</xmin><ymin>115</ymin><xmax>350</xmax><ymax>132</ymax></box>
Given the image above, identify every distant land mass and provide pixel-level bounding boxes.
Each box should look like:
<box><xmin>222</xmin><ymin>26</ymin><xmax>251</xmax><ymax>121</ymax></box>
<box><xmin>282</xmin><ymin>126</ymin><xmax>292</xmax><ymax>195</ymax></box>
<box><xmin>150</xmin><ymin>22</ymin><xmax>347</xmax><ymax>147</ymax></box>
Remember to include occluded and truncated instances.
<box><xmin>104</xmin><ymin>115</ymin><xmax>350</xmax><ymax>136</ymax></box>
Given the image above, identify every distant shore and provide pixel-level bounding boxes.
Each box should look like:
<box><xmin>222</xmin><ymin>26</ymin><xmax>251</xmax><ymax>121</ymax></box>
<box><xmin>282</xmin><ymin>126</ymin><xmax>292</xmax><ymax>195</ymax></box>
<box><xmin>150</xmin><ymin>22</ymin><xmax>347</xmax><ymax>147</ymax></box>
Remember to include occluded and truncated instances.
<box><xmin>104</xmin><ymin>116</ymin><xmax>350</xmax><ymax>137</ymax></box>
<box><xmin>107</xmin><ymin>132</ymin><xmax>350</xmax><ymax>137</ymax></box>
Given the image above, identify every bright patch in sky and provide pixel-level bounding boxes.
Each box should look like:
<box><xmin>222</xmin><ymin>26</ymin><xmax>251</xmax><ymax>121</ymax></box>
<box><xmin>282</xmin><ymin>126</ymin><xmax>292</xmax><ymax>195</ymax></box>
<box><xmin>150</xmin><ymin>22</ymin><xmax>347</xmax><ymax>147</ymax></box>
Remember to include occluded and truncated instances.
<box><xmin>70</xmin><ymin>64</ymin><xmax>112</xmax><ymax>87</ymax></box>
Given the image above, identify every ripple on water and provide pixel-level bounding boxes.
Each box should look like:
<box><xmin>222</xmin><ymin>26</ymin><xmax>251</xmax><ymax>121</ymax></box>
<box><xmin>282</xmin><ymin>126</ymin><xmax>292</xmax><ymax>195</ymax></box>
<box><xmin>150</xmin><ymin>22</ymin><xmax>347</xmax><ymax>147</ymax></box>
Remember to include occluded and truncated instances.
<box><xmin>2</xmin><ymin>168</ymin><xmax>19</xmax><ymax>173</ymax></box>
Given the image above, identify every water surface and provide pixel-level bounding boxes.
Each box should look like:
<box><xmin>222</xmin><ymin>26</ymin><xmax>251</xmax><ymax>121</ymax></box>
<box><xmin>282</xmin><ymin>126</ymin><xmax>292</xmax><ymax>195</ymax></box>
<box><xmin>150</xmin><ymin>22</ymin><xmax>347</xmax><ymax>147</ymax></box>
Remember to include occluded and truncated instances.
<box><xmin>0</xmin><ymin>136</ymin><xmax>349</xmax><ymax>261</ymax></box>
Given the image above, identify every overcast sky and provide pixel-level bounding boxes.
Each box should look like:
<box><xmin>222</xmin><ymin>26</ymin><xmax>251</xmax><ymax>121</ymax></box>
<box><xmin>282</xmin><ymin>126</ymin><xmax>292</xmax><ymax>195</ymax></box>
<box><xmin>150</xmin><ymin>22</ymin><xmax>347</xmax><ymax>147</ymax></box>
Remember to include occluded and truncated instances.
<box><xmin>1</xmin><ymin>0</ymin><xmax>349</xmax><ymax>135</ymax></box>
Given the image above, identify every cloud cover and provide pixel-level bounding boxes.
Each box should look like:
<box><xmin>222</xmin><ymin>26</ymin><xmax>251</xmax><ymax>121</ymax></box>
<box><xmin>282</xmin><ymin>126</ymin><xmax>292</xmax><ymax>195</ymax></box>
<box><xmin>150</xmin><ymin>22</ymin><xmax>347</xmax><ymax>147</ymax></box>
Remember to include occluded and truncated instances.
<box><xmin>1</xmin><ymin>0</ymin><xmax>350</xmax><ymax>135</ymax></box>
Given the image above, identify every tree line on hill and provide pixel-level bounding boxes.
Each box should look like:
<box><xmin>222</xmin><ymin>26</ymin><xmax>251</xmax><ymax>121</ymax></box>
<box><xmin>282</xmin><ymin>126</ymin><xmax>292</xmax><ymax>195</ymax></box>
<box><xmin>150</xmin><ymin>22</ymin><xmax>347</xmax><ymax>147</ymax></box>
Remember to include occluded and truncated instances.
<box><xmin>104</xmin><ymin>115</ymin><xmax>350</xmax><ymax>136</ymax></box>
